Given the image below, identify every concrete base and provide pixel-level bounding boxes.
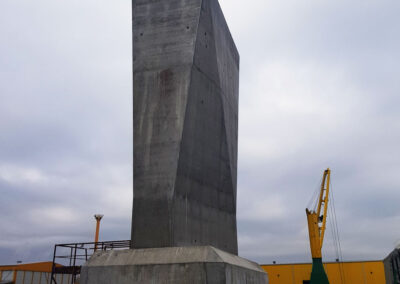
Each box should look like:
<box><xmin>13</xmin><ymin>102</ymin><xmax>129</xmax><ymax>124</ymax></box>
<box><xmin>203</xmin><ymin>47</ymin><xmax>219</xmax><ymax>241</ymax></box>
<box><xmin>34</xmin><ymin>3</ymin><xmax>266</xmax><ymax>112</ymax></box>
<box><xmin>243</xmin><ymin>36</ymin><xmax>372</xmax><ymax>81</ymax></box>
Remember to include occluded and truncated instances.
<box><xmin>80</xmin><ymin>246</ymin><xmax>268</xmax><ymax>284</ymax></box>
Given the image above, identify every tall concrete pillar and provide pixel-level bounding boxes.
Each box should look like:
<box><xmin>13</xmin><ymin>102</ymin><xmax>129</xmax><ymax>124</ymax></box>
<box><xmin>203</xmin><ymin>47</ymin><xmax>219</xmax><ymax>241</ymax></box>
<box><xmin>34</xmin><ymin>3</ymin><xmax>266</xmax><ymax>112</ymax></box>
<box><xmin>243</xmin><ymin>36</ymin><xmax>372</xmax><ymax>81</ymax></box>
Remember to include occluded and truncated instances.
<box><xmin>81</xmin><ymin>1</ymin><xmax>269</xmax><ymax>282</ymax></box>
<box><xmin>132</xmin><ymin>0</ymin><xmax>239</xmax><ymax>255</ymax></box>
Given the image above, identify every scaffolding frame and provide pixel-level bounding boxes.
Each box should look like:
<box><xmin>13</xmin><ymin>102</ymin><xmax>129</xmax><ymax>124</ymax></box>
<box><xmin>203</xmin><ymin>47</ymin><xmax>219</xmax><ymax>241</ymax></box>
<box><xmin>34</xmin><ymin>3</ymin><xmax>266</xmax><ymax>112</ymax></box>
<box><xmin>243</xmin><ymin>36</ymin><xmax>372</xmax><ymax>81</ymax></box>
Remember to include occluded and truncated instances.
<box><xmin>50</xmin><ymin>240</ymin><xmax>131</xmax><ymax>284</ymax></box>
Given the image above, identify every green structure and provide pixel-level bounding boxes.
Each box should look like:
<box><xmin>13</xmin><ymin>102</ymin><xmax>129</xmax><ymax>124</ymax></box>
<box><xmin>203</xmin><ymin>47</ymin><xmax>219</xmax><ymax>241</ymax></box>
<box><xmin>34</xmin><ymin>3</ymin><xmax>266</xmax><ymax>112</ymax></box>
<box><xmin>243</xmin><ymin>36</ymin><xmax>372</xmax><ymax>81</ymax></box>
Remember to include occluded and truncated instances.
<box><xmin>310</xmin><ymin>258</ymin><xmax>329</xmax><ymax>284</ymax></box>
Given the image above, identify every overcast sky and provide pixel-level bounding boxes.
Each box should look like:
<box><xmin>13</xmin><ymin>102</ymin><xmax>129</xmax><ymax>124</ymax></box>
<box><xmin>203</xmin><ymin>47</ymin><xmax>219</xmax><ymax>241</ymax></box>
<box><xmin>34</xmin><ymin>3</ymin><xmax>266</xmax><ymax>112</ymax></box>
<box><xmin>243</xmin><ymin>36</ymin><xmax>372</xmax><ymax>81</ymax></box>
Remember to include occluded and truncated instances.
<box><xmin>1</xmin><ymin>0</ymin><xmax>399</xmax><ymax>266</ymax></box>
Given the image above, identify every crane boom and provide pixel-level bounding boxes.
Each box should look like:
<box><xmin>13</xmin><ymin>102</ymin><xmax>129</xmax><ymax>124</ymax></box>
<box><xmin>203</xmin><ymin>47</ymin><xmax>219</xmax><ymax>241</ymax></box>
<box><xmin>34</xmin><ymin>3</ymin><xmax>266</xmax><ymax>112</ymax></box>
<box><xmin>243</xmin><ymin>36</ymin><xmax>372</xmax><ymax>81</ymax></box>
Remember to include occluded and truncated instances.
<box><xmin>315</xmin><ymin>168</ymin><xmax>330</xmax><ymax>250</ymax></box>
<box><xmin>306</xmin><ymin>168</ymin><xmax>331</xmax><ymax>284</ymax></box>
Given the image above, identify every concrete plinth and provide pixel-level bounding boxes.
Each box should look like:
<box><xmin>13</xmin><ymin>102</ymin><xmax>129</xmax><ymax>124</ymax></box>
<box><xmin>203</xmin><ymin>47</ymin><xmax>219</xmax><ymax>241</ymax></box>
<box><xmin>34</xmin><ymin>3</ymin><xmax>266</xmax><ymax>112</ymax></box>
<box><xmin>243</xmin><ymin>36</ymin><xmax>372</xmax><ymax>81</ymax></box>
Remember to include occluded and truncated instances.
<box><xmin>80</xmin><ymin>246</ymin><xmax>268</xmax><ymax>284</ymax></box>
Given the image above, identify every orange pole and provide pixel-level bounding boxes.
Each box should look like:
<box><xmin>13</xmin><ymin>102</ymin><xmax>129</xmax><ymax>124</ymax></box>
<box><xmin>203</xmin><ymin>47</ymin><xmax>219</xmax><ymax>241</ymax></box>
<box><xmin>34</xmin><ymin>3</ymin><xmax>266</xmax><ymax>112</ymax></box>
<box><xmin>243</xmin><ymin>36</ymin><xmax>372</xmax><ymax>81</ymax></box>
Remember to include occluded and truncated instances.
<box><xmin>95</xmin><ymin>220</ymin><xmax>101</xmax><ymax>243</ymax></box>
<box><xmin>12</xmin><ymin>270</ymin><xmax>17</xmax><ymax>283</ymax></box>
<box><xmin>94</xmin><ymin>214</ymin><xmax>103</xmax><ymax>251</ymax></box>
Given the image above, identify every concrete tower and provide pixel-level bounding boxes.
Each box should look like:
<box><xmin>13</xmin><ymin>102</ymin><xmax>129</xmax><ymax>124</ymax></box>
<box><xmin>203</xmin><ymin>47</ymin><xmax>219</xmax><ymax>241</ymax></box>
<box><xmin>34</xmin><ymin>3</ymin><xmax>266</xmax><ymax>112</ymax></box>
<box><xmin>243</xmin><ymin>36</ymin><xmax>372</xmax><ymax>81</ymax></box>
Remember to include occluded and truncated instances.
<box><xmin>132</xmin><ymin>0</ymin><xmax>239</xmax><ymax>255</ymax></box>
<box><xmin>81</xmin><ymin>1</ymin><xmax>269</xmax><ymax>282</ymax></box>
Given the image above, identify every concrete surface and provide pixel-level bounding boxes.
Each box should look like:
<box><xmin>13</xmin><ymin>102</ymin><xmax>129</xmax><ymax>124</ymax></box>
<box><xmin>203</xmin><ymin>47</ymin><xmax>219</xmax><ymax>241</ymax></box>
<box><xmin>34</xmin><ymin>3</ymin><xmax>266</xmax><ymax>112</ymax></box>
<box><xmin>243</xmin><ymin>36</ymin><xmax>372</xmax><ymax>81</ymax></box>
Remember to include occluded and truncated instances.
<box><xmin>80</xmin><ymin>246</ymin><xmax>268</xmax><ymax>284</ymax></box>
<box><xmin>383</xmin><ymin>248</ymin><xmax>400</xmax><ymax>284</ymax></box>
<box><xmin>132</xmin><ymin>0</ymin><xmax>239</xmax><ymax>255</ymax></box>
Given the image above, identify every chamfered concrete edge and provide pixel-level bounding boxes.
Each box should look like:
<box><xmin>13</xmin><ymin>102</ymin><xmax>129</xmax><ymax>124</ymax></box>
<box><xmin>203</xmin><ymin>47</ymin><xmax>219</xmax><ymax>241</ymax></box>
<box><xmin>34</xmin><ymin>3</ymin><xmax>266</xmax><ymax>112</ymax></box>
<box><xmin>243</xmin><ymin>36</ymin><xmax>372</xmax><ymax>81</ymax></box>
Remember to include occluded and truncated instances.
<box><xmin>83</xmin><ymin>246</ymin><xmax>265</xmax><ymax>273</ymax></box>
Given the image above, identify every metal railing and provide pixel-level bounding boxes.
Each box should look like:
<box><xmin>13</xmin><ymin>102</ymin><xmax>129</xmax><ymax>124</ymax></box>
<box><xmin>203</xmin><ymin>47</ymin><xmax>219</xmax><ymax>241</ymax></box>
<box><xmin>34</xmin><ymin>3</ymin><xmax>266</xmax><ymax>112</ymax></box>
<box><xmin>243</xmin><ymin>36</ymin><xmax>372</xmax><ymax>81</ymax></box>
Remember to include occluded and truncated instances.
<box><xmin>50</xmin><ymin>240</ymin><xmax>131</xmax><ymax>284</ymax></box>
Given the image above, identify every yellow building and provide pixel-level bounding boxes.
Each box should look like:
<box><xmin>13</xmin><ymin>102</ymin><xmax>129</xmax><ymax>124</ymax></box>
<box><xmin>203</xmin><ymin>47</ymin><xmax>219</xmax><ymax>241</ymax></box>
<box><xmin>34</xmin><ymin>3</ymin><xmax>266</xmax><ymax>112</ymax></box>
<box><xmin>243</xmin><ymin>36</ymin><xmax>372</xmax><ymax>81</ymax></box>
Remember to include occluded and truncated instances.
<box><xmin>262</xmin><ymin>260</ymin><xmax>386</xmax><ymax>284</ymax></box>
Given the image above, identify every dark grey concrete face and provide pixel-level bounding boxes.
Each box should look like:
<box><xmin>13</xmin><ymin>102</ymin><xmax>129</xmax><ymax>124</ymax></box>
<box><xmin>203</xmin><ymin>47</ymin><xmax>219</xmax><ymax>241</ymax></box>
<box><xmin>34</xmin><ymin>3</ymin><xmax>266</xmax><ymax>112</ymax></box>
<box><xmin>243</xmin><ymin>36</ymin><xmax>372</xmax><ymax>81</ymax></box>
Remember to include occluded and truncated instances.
<box><xmin>383</xmin><ymin>248</ymin><xmax>400</xmax><ymax>284</ymax></box>
<box><xmin>132</xmin><ymin>0</ymin><xmax>239</xmax><ymax>254</ymax></box>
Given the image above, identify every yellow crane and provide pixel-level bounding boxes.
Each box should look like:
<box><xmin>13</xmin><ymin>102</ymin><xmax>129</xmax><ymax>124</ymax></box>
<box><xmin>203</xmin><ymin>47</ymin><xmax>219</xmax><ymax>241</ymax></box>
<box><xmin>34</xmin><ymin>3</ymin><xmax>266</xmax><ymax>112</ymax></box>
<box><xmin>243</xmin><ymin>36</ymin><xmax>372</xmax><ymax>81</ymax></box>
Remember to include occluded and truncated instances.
<box><xmin>306</xmin><ymin>168</ymin><xmax>331</xmax><ymax>284</ymax></box>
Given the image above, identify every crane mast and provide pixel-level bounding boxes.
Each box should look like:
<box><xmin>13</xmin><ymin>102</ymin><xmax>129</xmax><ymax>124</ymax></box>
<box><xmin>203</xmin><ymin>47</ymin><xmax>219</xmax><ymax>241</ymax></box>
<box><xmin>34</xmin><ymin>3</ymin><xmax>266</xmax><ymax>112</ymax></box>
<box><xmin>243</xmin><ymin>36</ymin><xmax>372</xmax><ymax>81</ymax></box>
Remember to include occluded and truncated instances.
<box><xmin>306</xmin><ymin>168</ymin><xmax>331</xmax><ymax>284</ymax></box>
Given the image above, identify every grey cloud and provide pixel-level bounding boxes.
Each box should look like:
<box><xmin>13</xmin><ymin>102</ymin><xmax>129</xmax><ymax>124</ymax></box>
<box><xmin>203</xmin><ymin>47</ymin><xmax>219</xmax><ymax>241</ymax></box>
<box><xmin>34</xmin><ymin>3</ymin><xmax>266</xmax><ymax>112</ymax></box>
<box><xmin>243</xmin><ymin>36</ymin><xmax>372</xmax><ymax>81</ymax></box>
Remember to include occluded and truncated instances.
<box><xmin>1</xmin><ymin>0</ymin><xmax>399</xmax><ymax>266</ymax></box>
